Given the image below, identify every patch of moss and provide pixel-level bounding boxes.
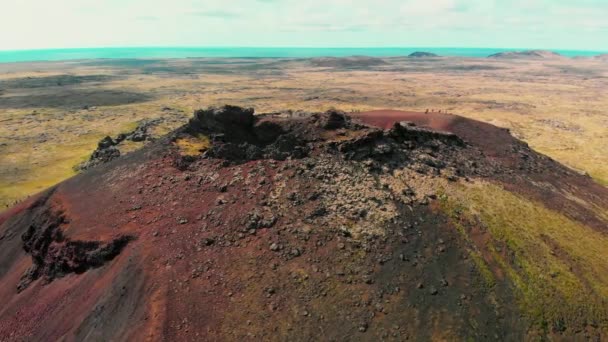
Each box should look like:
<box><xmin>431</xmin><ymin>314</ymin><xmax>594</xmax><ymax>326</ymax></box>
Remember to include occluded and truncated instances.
<box><xmin>174</xmin><ymin>133</ymin><xmax>211</xmax><ymax>156</ymax></box>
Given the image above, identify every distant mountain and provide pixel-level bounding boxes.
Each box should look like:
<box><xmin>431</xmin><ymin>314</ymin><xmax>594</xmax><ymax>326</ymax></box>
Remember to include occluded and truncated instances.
<box><xmin>408</xmin><ymin>51</ymin><xmax>439</xmax><ymax>58</ymax></box>
<box><xmin>488</xmin><ymin>50</ymin><xmax>564</xmax><ymax>59</ymax></box>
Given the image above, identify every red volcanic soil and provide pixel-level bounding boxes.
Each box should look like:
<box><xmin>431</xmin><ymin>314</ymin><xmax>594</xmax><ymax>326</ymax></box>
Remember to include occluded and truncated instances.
<box><xmin>355</xmin><ymin>110</ymin><xmax>455</xmax><ymax>130</ymax></box>
<box><xmin>0</xmin><ymin>106</ymin><xmax>606</xmax><ymax>341</ymax></box>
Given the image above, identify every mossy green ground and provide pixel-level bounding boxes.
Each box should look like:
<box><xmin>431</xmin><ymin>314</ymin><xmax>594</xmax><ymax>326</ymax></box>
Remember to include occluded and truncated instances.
<box><xmin>440</xmin><ymin>181</ymin><xmax>608</xmax><ymax>332</ymax></box>
<box><xmin>0</xmin><ymin>134</ymin><xmax>99</xmax><ymax>206</ymax></box>
<box><xmin>0</xmin><ymin>117</ymin><xmax>178</xmax><ymax>208</ymax></box>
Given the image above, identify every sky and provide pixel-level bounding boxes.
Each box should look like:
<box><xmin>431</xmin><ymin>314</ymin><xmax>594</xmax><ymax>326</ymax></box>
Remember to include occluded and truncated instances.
<box><xmin>1</xmin><ymin>0</ymin><xmax>607</xmax><ymax>51</ymax></box>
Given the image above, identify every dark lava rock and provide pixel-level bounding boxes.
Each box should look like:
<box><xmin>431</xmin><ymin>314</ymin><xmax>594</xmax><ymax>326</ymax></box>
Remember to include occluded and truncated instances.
<box><xmin>119</xmin><ymin>118</ymin><xmax>163</xmax><ymax>143</ymax></box>
<box><xmin>389</xmin><ymin>121</ymin><xmax>464</xmax><ymax>147</ymax></box>
<box><xmin>97</xmin><ymin>136</ymin><xmax>116</xmax><ymax>149</ymax></box>
<box><xmin>174</xmin><ymin>155</ymin><xmax>197</xmax><ymax>171</ymax></box>
<box><xmin>78</xmin><ymin>144</ymin><xmax>120</xmax><ymax>171</ymax></box>
<box><xmin>202</xmin><ymin>238</ymin><xmax>215</xmax><ymax>246</ymax></box>
<box><xmin>16</xmin><ymin>193</ymin><xmax>133</xmax><ymax>292</ymax></box>
<box><xmin>182</xmin><ymin>105</ymin><xmax>320</xmax><ymax>163</ymax></box>
<box><xmin>188</xmin><ymin>105</ymin><xmax>255</xmax><ymax>139</ymax></box>
<box><xmin>319</xmin><ymin>109</ymin><xmax>348</xmax><ymax>130</ymax></box>
<box><xmin>77</xmin><ymin>118</ymin><xmax>164</xmax><ymax>171</ymax></box>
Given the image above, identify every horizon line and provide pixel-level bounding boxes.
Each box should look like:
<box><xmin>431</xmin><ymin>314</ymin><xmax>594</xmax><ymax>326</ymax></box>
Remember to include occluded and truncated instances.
<box><xmin>1</xmin><ymin>45</ymin><xmax>607</xmax><ymax>53</ymax></box>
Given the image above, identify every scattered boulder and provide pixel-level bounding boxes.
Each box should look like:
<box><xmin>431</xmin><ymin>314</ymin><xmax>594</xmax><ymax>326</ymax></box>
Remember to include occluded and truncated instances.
<box><xmin>97</xmin><ymin>136</ymin><xmax>116</xmax><ymax>149</ymax></box>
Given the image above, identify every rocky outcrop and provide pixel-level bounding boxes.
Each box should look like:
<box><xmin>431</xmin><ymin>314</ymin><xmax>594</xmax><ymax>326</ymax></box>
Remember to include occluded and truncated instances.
<box><xmin>177</xmin><ymin>105</ymin><xmax>356</xmax><ymax>164</ymax></box>
<box><xmin>116</xmin><ymin>118</ymin><xmax>163</xmax><ymax>142</ymax></box>
<box><xmin>187</xmin><ymin>105</ymin><xmax>255</xmax><ymax>138</ymax></box>
<box><xmin>77</xmin><ymin>136</ymin><xmax>121</xmax><ymax>171</ymax></box>
<box><xmin>318</xmin><ymin>109</ymin><xmax>350</xmax><ymax>129</ymax></box>
<box><xmin>77</xmin><ymin>118</ymin><xmax>164</xmax><ymax>171</ymax></box>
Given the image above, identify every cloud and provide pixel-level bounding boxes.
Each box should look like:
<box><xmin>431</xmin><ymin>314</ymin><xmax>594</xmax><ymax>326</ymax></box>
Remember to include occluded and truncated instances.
<box><xmin>189</xmin><ymin>10</ymin><xmax>241</xmax><ymax>18</ymax></box>
<box><xmin>136</xmin><ymin>15</ymin><xmax>160</xmax><ymax>21</ymax></box>
<box><xmin>0</xmin><ymin>0</ymin><xmax>607</xmax><ymax>50</ymax></box>
<box><xmin>280</xmin><ymin>23</ymin><xmax>368</xmax><ymax>33</ymax></box>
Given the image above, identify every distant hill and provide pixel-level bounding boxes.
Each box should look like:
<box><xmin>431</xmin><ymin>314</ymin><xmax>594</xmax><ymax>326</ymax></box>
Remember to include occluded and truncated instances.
<box><xmin>408</xmin><ymin>51</ymin><xmax>439</xmax><ymax>58</ymax></box>
<box><xmin>595</xmin><ymin>54</ymin><xmax>608</xmax><ymax>61</ymax></box>
<box><xmin>488</xmin><ymin>50</ymin><xmax>564</xmax><ymax>59</ymax></box>
<box><xmin>309</xmin><ymin>56</ymin><xmax>387</xmax><ymax>68</ymax></box>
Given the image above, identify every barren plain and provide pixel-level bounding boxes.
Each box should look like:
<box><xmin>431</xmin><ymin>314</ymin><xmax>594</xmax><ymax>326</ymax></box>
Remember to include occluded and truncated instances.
<box><xmin>1</xmin><ymin>55</ymin><xmax>607</xmax><ymax>207</ymax></box>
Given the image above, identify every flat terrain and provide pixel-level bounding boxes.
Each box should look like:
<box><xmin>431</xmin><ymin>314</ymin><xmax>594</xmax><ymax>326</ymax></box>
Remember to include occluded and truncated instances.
<box><xmin>1</xmin><ymin>55</ymin><xmax>607</xmax><ymax>207</ymax></box>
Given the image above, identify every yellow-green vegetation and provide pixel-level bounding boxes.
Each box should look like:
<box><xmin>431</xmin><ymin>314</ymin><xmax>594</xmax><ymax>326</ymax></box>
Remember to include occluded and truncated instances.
<box><xmin>174</xmin><ymin>133</ymin><xmax>211</xmax><ymax>156</ymax></box>
<box><xmin>120</xmin><ymin>121</ymin><xmax>139</xmax><ymax>133</ymax></box>
<box><xmin>0</xmin><ymin>134</ymin><xmax>100</xmax><ymax>207</ymax></box>
<box><xmin>468</xmin><ymin>250</ymin><xmax>496</xmax><ymax>288</ymax></box>
<box><xmin>0</xmin><ymin>118</ymin><xmax>151</xmax><ymax>208</ymax></box>
<box><xmin>439</xmin><ymin>181</ymin><xmax>608</xmax><ymax>330</ymax></box>
<box><xmin>116</xmin><ymin>140</ymin><xmax>144</xmax><ymax>154</ymax></box>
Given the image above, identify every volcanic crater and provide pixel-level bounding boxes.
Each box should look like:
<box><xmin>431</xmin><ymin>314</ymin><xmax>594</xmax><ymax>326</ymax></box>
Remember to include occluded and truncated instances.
<box><xmin>0</xmin><ymin>105</ymin><xmax>606</xmax><ymax>341</ymax></box>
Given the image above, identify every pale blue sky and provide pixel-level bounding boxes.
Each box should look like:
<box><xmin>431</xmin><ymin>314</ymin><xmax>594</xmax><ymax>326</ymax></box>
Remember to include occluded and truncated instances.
<box><xmin>1</xmin><ymin>0</ymin><xmax>607</xmax><ymax>50</ymax></box>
